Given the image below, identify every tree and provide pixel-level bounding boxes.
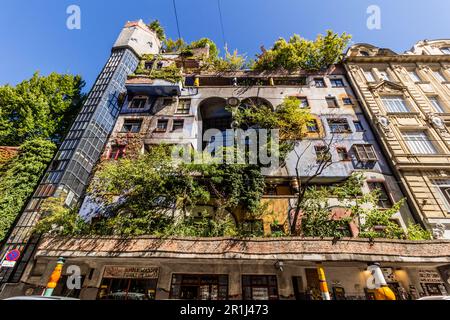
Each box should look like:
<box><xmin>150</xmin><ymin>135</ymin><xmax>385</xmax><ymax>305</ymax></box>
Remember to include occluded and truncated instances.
<box><xmin>0</xmin><ymin>138</ymin><xmax>56</xmax><ymax>241</ymax></box>
<box><xmin>0</xmin><ymin>72</ymin><xmax>85</xmax><ymax>146</ymax></box>
<box><xmin>147</xmin><ymin>20</ymin><xmax>166</xmax><ymax>41</ymax></box>
<box><xmin>252</xmin><ymin>30</ymin><xmax>351</xmax><ymax>71</ymax></box>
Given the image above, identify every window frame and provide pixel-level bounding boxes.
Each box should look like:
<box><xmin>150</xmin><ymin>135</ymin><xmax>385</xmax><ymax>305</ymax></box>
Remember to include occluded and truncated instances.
<box><xmin>176</xmin><ymin>99</ymin><xmax>191</xmax><ymax>114</ymax></box>
<box><xmin>327</xmin><ymin>118</ymin><xmax>352</xmax><ymax>133</ymax></box>
<box><xmin>428</xmin><ymin>96</ymin><xmax>445</xmax><ymax>113</ymax></box>
<box><xmin>342</xmin><ymin>97</ymin><xmax>353</xmax><ymax>105</ymax></box>
<box><xmin>336</xmin><ymin>147</ymin><xmax>351</xmax><ymax>161</ymax></box>
<box><xmin>314</xmin><ymin>145</ymin><xmax>332</xmax><ymax>163</ymax></box>
<box><xmin>367</xmin><ymin>181</ymin><xmax>393</xmax><ymax>209</ymax></box>
<box><xmin>121</xmin><ymin>119</ymin><xmax>143</xmax><ymax>133</ymax></box>
<box><xmin>352</xmin><ymin>144</ymin><xmax>378</xmax><ymax>162</ymax></box>
<box><xmin>172</xmin><ymin>119</ymin><xmax>184</xmax><ymax>131</ymax></box>
<box><xmin>330</xmin><ymin>78</ymin><xmax>345</xmax><ymax>88</ymax></box>
<box><xmin>381</xmin><ymin>96</ymin><xmax>411</xmax><ymax>113</ymax></box>
<box><xmin>402</xmin><ymin>131</ymin><xmax>438</xmax><ymax>155</ymax></box>
<box><xmin>155</xmin><ymin>119</ymin><xmax>169</xmax><ymax>132</ymax></box>
<box><xmin>325</xmin><ymin>97</ymin><xmax>339</xmax><ymax>108</ymax></box>
<box><xmin>129</xmin><ymin>97</ymin><xmax>147</xmax><ymax>109</ymax></box>
<box><xmin>314</xmin><ymin>78</ymin><xmax>326</xmax><ymax>88</ymax></box>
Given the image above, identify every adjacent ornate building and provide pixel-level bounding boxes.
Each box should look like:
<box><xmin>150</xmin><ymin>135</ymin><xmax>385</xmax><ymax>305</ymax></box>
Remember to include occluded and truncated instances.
<box><xmin>344</xmin><ymin>40</ymin><xmax>450</xmax><ymax>239</ymax></box>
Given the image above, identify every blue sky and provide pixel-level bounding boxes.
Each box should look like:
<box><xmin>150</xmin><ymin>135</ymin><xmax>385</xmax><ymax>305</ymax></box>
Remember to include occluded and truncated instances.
<box><xmin>1</xmin><ymin>0</ymin><xmax>449</xmax><ymax>89</ymax></box>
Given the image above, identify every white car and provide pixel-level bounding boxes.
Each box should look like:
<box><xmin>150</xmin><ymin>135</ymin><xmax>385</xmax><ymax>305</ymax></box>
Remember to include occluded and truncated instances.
<box><xmin>3</xmin><ymin>295</ymin><xmax>79</xmax><ymax>300</ymax></box>
<box><xmin>417</xmin><ymin>295</ymin><xmax>450</xmax><ymax>300</ymax></box>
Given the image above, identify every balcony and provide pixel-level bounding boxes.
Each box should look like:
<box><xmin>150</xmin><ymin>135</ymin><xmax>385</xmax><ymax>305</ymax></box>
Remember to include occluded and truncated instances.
<box><xmin>126</xmin><ymin>76</ymin><xmax>181</xmax><ymax>96</ymax></box>
<box><xmin>36</xmin><ymin>236</ymin><xmax>450</xmax><ymax>263</ymax></box>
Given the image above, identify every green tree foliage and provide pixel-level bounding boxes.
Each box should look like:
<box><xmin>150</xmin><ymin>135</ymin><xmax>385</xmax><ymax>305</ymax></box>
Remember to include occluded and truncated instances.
<box><xmin>0</xmin><ymin>138</ymin><xmax>56</xmax><ymax>241</ymax></box>
<box><xmin>163</xmin><ymin>38</ymin><xmax>188</xmax><ymax>53</ymax></box>
<box><xmin>230</xmin><ymin>97</ymin><xmax>314</xmax><ymax>162</ymax></box>
<box><xmin>37</xmin><ymin>146</ymin><xmax>266</xmax><ymax>237</ymax></box>
<box><xmin>147</xmin><ymin>20</ymin><xmax>166</xmax><ymax>41</ymax></box>
<box><xmin>300</xmin><ymin>187</ymin><xmax>352</xmax><ymax>238</ymax></box>
<box><xmin>0</xmin><ymin>72</ymin><xmax>85</xmax><ymax>146</ymax></box>
<box><xmin>253</xmin><ymin>30</ymin><xmax>351</xmax><ymax>71</ymax></box>
<box><xmin>212</xmin><ymin>46</ymin><xmax>247</xmax><ymax>72</ymax></box>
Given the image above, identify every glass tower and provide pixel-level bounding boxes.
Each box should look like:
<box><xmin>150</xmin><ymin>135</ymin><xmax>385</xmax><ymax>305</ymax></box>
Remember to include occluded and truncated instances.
<box><xmin>0</xmin><ymin>20</ymin><xmax>160</xmax><ymax>284</ymax></box>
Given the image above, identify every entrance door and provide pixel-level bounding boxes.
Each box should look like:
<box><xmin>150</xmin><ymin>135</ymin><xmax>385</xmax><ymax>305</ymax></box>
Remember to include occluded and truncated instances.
<box><xmin>292</xmin><ymin>276</ymin><xmax>306</xmax><ymax>300</ymax></box>
<box><xmin>305</xmin><ymin>268</ymin><xmax>322</xmax><ymax>300</ymax></box>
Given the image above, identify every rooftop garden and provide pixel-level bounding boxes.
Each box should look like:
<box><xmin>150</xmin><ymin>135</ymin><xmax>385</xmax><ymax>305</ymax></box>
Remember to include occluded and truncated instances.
<box><xmin>133</xmin><ymin>20</ymin><xmax>352</xmax><ymax>83</ymax></box>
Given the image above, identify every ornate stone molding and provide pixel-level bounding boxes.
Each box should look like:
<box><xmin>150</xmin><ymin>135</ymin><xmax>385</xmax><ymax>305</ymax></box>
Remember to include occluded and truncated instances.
<box><xmin>426</xmin><ymin>113</ymin><xmax>450</xmax><ymax>137</ymax></box>
<box><xmin>376</xmin><ymin>116</ymin><xmax>395</xmax><ymax>138</ymax></box>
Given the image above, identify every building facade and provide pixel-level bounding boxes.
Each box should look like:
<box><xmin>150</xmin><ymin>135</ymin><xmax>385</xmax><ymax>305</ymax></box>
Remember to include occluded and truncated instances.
<box><xmin>1</xmin><ymin>23</ymin><xmax>450</xmax><ymax>301</ymax></box>
<box><xmin>344</xmin><ymin>40</ymin><xmax>450</xmax><ymax>239</ymax></box>
<box><xmin>0</xmin><ymin>20</ymin><xmax>159</xmax><ymax>285</ymax></box>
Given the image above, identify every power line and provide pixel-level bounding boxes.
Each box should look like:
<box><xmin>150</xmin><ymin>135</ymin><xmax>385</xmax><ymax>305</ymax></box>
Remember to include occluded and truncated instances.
<box><xmin>172</xmin><ymin>0</ymin><xmax>182</xmax><ymax>40</ymax></box>
<box><xmin>217</xmin><ymin>0</ymin><xmax>227</xmax><ymax>49</ymax></box>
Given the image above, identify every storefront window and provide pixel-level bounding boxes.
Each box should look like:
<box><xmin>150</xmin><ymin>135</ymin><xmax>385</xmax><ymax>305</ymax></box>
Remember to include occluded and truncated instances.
<box><xmin>170</xmin><ymin>274</ymin><xmax>228</xmax><ymax>300</ymax></box>
<box><xmin>97</xmin><ymin>278</ymin><xmax>157</xmax><ymax>300</ymax></box>
<box><xmin>242</xmin><ymin>275</ymin><xmax>279</xmax><ymax>300</ymax></box>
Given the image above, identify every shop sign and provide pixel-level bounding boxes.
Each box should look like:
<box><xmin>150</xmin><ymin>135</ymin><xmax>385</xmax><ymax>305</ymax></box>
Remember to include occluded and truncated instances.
<box><xmin>103</xmin><ymin>266</ymin><xmax>159</xmax><ymax>279</ymax></box>
<box><xmin>381</xmin><ymin>267</ymin><xmax>397</xmax><ymax>282</ymax></box>
<box><xmin>418</xmin><ymin>269</ymin><xmax>443</xmax><ymax>283</ymax></box>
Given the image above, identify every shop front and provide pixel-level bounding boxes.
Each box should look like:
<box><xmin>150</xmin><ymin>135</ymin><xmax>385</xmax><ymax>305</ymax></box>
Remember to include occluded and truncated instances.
<box><xmin>7</xmin><ymin>236</ymin><xmax>449</xmax><ymax>301</ymax></box>
<box><xmin>169</xmin><ymin>274</ymin><xmax>228</xmax><ymax>300</ymax></box>
<box><xmin>97</xmin><ymin>266</ymin><xmax>159</xmax><ymax>300</ymax></box>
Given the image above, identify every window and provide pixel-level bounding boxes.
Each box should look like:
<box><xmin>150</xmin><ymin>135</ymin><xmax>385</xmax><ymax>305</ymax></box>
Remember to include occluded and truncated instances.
<box><xmin>429</xmin><ymin>97</ymin><xmax>445</xmax><ymax>113</ymax></box>
<box><xmin>353</xmin><ymin>121</ymin><xmax>364</xmax><ymax>132</ymax></box>
<box><xmin>330</xmin><ymin>78</ymin><xmax>345</xmax><ymax>87</ymax></box>
<box><xmin>408</xmin><ymin>71</ymin><xmax>421</xmax><ymax>83</ymax></box>
<box><xmin>352</xmin><ymin>144</ymin><xmax>377</xmax><ymax>162</ymax></box>
<box><xmin>364</xmin><ymin>71</ymin><xmax>375</xmax><ymax>82</ymax></box>
<box><xmin>121</xmin><ymin>119</ymin><xmax>142</xmax><ymax>133</ymax></box>
<box><xmin>342</xmin><ymin>97</ymin><xmax>353</xmax><ymax>105</ymax></box>
<box><xmin>98</xmin><ymin>278</ymin><xmax>158</xmax><ymax>300</ymax></box>
<box><xmin>54</xmin><ymin>275</ymin><xmax>85</xmax><ymax>298</ymax></box>
<box><xmin>433</xmin><ymin>179</ymin><xmax>450</xmax><ymax>211</ymax></box>
<box><xmin>315</xmin><ymin>145</ymin><xmax>332</xmax><ymax>162</ymax></box>
<box><xmin>298</xmin><ymin>97</ymin><xmax>309</xmax><ymax>108</ymax></box>
<box><xmin>314</xmin><ymin>78</ymin><xmax>326</xmax><ymax>87</ymax></box>
<box><xmin>441</xmin><ymin>47</ymin><xmax>450</xmax><ymax>54</ymax></box>
<box><xmin>403</xmin><ymin>131</ymin><xmax>437</xmax><ymax>154</ymax></box>
<box><xmin>307</xmin><ymin>119</ymin><xmax>319</xmax><ymax>132</ymax></box>
<box><xmin>170</xmin><ymin>274</ymin><xmax>228</xmax><ymax>300</ymax></box>
<box><xmin>144</xmin><ymin>61</ymin><xmax>154</xmax><ymax>69</ymax></box>
<box><xmin>337</xmin><ymin>147</ymin><xmax>350</xmax><ymax>161</ymax></box>
<box><xmin>381</xmin><ymin>96</ymin><xmax>410</xmax><ymax>113</ymax></box>
<box><xmin>156</xmin><ymin>61</ymin><xmax>164</xmax><ymax>69</ymax></box>
<box><xmin>108</xmin><ymin>145</ymin><xmax>126</xmax><ymax>160</ymax></box>
<box><xmin>130</xmin><ymin>97</ymin><xmax>147</xmax><ymax>109</ymax></box>
<box><xmin>360</xmin><ymin>51</ymin><xmax>370</xmax><ymax>56</ymax></box>
<box><xmin>367</xmin><ymin>182</ymin><xmax>393</xmax><ymax>208</ymax></box>
<box><xmin>242</xmin><ymin>275</ymin><xmax>279</xmax><ymax>300</ymax></box>
<box><xmin>325</xmin><ymin>97</ymin><xmax>339</xmax><ymax>108</ymax></box>
<box><xmin>156</xmin><ymin>119</ymin><xmax>169</xmax><ymax>132</ymax></box>
<box><xmin>172</xmin><ymin>119</ymin><xmax>184</xmax><ymax>131</ymax></box>
<box><xmin>433</xmin><ymin>70</ymin><xmax>446</xmax><ymax>82</ymax></box>
<box><xmin>327</xmin><ymin>118</ymin><xmax>351</xmax><ymax>133</ymax></box>
<box><xmin>176</xmin><ymin>99</ymin><xmax>191</xmax><ymax>114</ymax></box>
<box><xmin>379</xmin><ymin>71</ymin><xmax>391</xmax><ymax>81</ymax></box>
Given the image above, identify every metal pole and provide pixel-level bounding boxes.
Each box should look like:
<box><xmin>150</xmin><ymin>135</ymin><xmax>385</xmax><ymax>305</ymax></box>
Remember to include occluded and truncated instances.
<box><xmin>316</xmin><ymin>263</ymin><xmax>331</xmax><ymax>300</ymax></box>
<box><xmin>369</xmin><ymin>263</ymin><xmax>396</xmax><ymax>300</ymax></box>
<box><xmin>43</xmin><ymin>257</ymin><xmax>65</xmax><ymax>297</ymax></box>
